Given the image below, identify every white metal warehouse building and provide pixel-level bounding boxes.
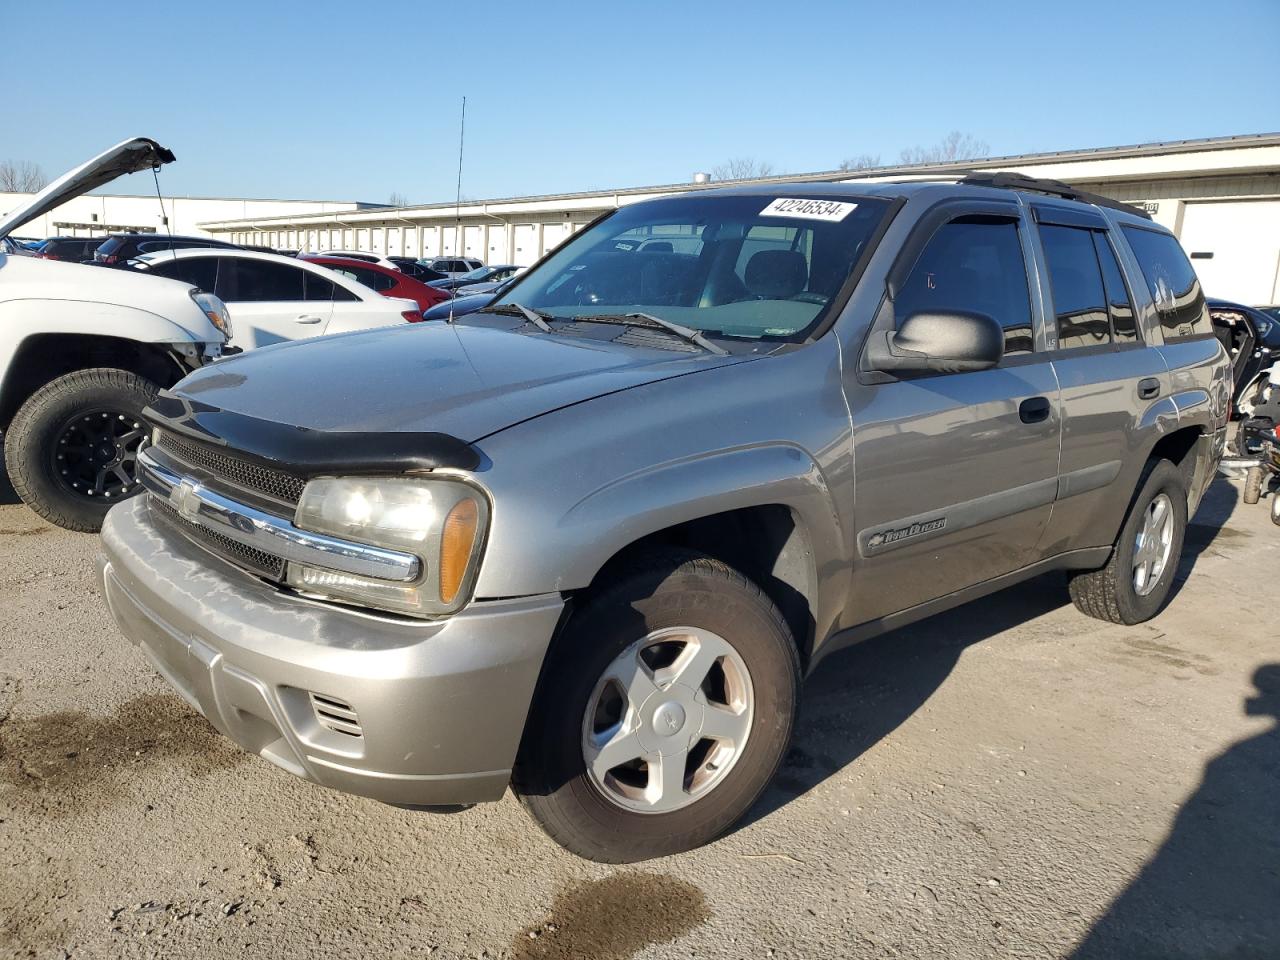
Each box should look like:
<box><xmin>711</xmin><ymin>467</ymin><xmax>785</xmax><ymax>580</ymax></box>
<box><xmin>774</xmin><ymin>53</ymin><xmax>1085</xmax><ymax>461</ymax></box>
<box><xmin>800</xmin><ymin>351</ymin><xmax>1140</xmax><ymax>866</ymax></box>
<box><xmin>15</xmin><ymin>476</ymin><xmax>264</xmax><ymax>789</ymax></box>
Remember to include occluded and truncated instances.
<box><xmin>203</xmin><ymin>133</ymin><xmax>1280</xmax><ymax>305</ymax></box>
<box><xmin>0</xmin><ymin>192</ymin><xmax>373</xmax><ymax>242</ymax></box>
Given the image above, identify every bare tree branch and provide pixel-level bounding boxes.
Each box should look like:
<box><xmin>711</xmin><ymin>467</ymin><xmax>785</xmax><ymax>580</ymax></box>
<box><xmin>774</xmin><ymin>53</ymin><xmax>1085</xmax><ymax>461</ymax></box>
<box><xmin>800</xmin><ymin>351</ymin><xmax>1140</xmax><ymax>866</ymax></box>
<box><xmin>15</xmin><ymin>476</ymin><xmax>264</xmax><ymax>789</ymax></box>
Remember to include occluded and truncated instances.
<box><xmin>838</xmin><ymin>153</ymin><xmax>881</xmax><ymax>172</ymax></box>
<box><xmin>387</xmin><ymin>191</ymin><xmax>409</xmax><ymax>207</ymax></box>
<box><xmin>710</xmin><ymin>157</ymin><xmax>776</xmax><ymax>181</ymax></box>
<box><xmin>0</xmin><ymin>160</ymin><xmax>48</xmax><ymax>193</ymax></box>
<box><xmin>898</xmin><ymin>131</ymin><xmax>990</xmax><ymax>165</ymax></box>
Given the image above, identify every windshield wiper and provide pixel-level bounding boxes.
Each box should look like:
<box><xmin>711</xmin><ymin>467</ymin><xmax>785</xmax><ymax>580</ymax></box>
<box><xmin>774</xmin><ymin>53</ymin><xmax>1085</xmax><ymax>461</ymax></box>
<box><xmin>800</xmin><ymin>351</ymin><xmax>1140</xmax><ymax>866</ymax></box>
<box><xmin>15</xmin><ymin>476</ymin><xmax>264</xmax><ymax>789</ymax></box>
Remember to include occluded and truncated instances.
<box><xmin>577</xmin><ymin>312</ymin><xmax>728</xmax><ymax>355</ymax></box>
<box><xmin>478</xmin><ymin>302</ymin><xmax>552</xmax><ymax>331</ymax></box>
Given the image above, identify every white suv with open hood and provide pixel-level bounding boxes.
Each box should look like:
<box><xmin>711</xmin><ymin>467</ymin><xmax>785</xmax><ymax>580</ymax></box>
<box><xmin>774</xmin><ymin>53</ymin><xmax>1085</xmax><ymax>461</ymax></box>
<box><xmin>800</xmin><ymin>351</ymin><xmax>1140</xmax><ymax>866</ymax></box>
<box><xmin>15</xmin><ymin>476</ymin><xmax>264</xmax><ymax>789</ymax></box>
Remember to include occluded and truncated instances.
<box><xmin>0</xmin><ymin>137</ymin><xmax>229</xmax><ymax>531</ymax></box>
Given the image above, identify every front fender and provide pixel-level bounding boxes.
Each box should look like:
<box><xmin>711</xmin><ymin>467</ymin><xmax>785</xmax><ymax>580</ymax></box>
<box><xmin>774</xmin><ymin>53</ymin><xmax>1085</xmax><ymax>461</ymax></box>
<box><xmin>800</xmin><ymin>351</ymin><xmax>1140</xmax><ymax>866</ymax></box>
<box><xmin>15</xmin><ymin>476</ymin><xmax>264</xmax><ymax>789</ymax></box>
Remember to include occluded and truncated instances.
<box><xmin>0</xmin><ymin>298</ymin><xmax>220</xmax><ymax>407</ymax></box>
<box><xmin>559</xmin><ymin>441</ymin><xmax>840</xmax><ymax>591</ymax></box>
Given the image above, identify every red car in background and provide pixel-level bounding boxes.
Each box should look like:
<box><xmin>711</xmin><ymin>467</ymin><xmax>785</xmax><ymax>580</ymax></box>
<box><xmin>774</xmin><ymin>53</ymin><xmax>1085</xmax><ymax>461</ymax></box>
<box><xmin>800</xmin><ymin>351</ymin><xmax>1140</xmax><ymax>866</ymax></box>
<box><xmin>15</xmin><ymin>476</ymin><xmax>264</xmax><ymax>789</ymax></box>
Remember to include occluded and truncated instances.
<box><xmin>301</xmin><ymin>255</ymin><xmax>450</xmax><ymax>315</ymax></box>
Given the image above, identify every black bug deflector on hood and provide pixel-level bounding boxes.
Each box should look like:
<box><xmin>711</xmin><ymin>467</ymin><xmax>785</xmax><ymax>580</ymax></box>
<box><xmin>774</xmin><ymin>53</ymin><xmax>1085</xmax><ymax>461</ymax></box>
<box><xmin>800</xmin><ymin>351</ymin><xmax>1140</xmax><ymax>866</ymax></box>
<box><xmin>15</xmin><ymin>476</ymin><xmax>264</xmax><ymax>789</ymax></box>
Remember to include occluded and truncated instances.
<box><xmin>145</xmin><ymin>392</ymin><xmax>483</xmax><ymax>476</ymax></box>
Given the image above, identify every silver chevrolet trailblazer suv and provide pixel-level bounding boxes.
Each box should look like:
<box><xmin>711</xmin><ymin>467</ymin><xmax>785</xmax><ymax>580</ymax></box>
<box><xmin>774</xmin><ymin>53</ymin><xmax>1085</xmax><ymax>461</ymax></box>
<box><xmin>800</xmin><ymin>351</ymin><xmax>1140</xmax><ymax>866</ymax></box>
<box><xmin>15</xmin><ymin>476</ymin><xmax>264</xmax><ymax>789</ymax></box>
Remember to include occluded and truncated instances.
<box><xmin>99</xmin><ymin>173</ymin><xmax>1230</xmax><ymax>862</ymax></box>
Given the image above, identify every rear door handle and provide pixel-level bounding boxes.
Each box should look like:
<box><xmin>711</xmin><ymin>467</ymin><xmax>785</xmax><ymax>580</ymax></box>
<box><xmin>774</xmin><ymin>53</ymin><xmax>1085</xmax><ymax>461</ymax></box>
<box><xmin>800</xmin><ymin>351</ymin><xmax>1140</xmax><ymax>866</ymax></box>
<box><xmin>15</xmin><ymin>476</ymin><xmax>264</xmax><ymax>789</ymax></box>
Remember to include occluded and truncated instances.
<box><xmin>1138</xmin><ymin>377</ymin><xmax>1161</xmax><ymax>400</ymax></box>
<box><xmin>1019</xmin><ymin>396</ymin><xmax>1051</xmax><ymax>424</ymax></box>
<box><xmin>295</xmin><ymin>315</ymin><xmax>323</xmax><ymax>325</ymax></box>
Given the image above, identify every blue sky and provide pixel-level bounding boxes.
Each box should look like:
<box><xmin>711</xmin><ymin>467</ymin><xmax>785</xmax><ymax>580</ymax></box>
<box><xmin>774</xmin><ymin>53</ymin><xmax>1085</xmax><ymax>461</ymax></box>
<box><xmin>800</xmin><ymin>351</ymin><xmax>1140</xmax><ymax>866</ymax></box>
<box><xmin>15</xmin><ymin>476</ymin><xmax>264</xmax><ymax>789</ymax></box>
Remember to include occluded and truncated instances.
<box><xmin>4</xmin><ymin>0</ymin><xmax>1278</xmax><ymax>205</ymax></box>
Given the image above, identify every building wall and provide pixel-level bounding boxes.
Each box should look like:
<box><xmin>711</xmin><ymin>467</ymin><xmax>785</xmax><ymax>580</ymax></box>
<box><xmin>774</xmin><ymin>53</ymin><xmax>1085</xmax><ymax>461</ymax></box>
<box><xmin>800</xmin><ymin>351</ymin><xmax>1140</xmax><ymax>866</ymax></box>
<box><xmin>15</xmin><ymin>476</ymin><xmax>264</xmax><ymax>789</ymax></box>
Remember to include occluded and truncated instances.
<box><xmin>0</xmin><ymin>193</ymin><xmax>367</xmax><ymax>241</ymax></box>
<box><xmin>1076</xmin><ymin>174</ymin><xmax>1280</xmax><ymax>302</ymax></box>
<box><xmin>201</xmin><ymin>137</ymin><xmax>1280</xmax><ymax>304</ymax></box>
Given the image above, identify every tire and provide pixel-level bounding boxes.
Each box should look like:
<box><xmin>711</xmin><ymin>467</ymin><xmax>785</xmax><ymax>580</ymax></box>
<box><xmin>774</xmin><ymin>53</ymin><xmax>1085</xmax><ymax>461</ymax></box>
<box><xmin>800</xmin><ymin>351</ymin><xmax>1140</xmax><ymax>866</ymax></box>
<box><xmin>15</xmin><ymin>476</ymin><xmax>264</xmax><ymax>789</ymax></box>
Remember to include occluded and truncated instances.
<box><xmin>1244</xmin><ymin>466</ymin><xmax>1264</xmax><ymax>505</ymax></box>
<box><xmin>1271</xmin><ymin>492</ymin><xmax>1280</xmax><ymax>527</ymax></box>
<box><xmin>1068</xmin><ymin>459</ymin><xmax>1188</xmax><ymax>625</ymax></box>
<box><xmin>4</xmin><ymin>368</ymin><xmax>158</xmax><ymax>532</ymax></box>
<box><xmin>513</xmin><ymin>549</ymin><xmax>800</xmax><ymax>863</ymax></box>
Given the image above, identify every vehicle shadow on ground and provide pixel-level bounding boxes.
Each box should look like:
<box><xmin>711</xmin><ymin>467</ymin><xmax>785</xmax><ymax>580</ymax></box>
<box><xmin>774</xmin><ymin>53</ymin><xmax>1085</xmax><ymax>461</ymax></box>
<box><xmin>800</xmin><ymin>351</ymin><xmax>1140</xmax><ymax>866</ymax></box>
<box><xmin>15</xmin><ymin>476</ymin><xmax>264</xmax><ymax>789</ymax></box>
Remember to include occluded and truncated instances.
<box><xmin>741</xmin><ymin>476</ymin><xmax>1241</xmax><ymax>831</ymax></box>
<box><xmin>1171</xmin><ymin>476</ymin><xmax>1239</xmax><ymax>599</ymax></box>
<box><xmin>742</xmin><ymin>571</ymin><xmax>1069</xmax><ymax>826</ymax></box>
<box><xmin>1069</xmin><ymin>663</ymin><xmax>1280</xmax><ymax>958</ymax></box>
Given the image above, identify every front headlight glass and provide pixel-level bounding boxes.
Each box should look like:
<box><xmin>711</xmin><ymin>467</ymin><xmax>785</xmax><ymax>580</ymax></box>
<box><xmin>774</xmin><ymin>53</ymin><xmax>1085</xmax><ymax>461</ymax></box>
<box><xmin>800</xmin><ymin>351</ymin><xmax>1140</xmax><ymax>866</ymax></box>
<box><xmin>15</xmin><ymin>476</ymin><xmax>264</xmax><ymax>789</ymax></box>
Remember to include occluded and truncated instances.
<box><xmin>191</xmin><ymin>290</ymin><xmax>233</xmax><ymax>339</ymax></box>
<box><xmin>288</xmin><ymin>476</ymin><xmax>488</xmax><ymax>618</ymax></box>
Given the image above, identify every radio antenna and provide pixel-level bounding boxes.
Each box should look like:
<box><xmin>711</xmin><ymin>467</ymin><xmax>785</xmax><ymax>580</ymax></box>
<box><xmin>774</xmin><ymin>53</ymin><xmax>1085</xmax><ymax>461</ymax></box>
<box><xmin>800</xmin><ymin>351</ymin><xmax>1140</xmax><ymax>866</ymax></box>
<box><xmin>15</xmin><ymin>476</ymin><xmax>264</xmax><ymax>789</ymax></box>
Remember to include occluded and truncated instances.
<box><xmin>448</xmin><ymin>95</ymin><xmax>466</xmax><ymax>324</ymax></box>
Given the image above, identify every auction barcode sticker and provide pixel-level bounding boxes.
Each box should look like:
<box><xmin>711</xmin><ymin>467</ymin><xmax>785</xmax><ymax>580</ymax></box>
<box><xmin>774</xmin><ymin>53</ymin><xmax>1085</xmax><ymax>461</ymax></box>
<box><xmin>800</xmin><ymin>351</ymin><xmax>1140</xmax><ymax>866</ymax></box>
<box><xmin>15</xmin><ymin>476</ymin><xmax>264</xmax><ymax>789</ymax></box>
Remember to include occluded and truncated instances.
<box><xmin>760</xmin><ymin>198</ymin><xmax>857</xmax><ymax>221</ymax></box>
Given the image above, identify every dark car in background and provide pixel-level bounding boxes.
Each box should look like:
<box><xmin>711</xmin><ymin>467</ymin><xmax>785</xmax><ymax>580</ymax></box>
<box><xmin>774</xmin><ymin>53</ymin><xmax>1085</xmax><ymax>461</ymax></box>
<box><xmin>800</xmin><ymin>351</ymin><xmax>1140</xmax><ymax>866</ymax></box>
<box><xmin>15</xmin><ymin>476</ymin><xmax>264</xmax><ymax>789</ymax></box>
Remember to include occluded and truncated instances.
<box><xmin>420</xmin><ymin>277</ymin><xmax>514</xmax><ymax>320</ymax></box>
<box><xmin>1207</xmin><ymin>298</ymin><xmax>1279</xmax><ymax>416</ymax></box>
<box><xmin>429</xmin><ymin>264</ymin><xmax>523</xmax><ymax>292</ymax></box>
<box><xmin>33</xmin><ymin>236</ymin><xmax>105</xmax><ymax>261</ymax></box>
<box><xmin>388</xmin><ymin>256</ymin><xmax>446</xmax><ymax>282</ymax></box>
<box><xmin>93</xmin><ymin>232</ymin><xmax>241</xmax><ymax>266</ymax></box>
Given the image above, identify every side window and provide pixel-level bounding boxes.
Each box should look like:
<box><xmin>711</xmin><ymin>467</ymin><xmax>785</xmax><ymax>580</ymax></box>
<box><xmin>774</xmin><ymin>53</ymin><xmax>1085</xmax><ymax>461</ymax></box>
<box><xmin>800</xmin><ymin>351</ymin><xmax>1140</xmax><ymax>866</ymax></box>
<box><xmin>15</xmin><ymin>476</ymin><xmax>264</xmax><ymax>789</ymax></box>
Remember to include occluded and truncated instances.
<box><xmin>350</xmin><ymin>266</ymin><xmax>395</xmax><ymax>291</ymax></box>
<box><xmin>895</xmin><ymin>217</ymin><xmax>1034</xmax><ymax>356</ymax></box>
<box><xmin>303</xmin><ymin>271</ymin><xmax>337</xmax><ymax>301</ymax></box>
<box><xmin>1093</xmin><ymin>233</ymin><xmax>1138</xmax><ymax>342</ymax></box>
<box><xmin>1121</xmin><ymin>226</ymin><xmax>1209</xmax><ymax>340</ymax></box>
<box><xmin>216</xmin><ymin>259</ymin><xmax>306</xmax><ymax>302</ymax></box>
<box><xmin>146</xmin><ymin>256</ymin><xmax>218</xmax><ymax>292</ymax></box>
<box><xmin>1039</xmin><ymin>224</ymin><xmax>1111</xmax><ymax>350</ymax></box>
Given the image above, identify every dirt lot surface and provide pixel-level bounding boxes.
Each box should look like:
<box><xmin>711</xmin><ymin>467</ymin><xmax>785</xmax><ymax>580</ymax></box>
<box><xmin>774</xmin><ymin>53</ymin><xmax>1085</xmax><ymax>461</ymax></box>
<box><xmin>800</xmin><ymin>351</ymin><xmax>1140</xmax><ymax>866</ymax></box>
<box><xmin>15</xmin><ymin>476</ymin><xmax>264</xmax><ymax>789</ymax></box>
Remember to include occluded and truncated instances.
<box><xmin>1</xmin><ymin>474</ymin><xmax>1275</xmax><ymax>960</ymax></box>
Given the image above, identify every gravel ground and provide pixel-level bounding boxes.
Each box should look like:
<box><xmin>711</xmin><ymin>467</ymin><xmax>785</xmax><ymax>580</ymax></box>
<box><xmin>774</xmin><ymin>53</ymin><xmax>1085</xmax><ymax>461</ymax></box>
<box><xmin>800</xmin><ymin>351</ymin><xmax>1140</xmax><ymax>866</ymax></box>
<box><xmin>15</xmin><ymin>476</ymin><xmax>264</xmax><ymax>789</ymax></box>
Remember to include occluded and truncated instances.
<box><xmin>0</xmin><ymin>473</ymin><xmax>1276</xmax><ymax>960</ymax></box>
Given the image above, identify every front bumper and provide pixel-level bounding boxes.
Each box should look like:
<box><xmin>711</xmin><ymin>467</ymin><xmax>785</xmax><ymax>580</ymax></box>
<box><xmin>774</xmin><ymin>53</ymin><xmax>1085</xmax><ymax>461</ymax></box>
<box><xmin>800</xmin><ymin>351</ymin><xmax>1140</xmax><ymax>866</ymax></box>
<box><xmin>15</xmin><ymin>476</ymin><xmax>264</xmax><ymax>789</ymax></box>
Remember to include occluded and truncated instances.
<box><xmin>98</xmin><ymin>498</ymin><xmax>563</xmax><ymax>806</ymax></box>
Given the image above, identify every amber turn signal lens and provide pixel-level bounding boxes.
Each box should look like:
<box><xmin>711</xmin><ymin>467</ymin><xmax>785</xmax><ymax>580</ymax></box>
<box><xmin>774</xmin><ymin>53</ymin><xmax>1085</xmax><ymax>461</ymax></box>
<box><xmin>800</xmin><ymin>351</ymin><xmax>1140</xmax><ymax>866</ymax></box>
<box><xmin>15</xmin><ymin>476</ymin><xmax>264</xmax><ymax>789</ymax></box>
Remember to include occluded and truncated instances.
<box><xmin>439</xmin><ymin>498</ymin><xmax>480</xmax><ymax>604</ymax></box>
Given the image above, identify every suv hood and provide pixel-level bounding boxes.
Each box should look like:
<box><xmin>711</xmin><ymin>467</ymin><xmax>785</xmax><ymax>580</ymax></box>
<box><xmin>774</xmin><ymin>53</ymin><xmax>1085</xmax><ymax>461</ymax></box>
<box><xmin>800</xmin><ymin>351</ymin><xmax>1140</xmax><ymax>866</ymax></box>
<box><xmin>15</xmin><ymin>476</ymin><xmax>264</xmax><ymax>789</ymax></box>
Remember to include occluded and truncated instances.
<box><xmin>164</xmin><ymin>319</ymin><xmax>752</xmax><ymax>445</ymax></box>
<box><xmin>0</xmin><ymin>137</ymin><xmax>175</xmax><ymax>239</ymax></box>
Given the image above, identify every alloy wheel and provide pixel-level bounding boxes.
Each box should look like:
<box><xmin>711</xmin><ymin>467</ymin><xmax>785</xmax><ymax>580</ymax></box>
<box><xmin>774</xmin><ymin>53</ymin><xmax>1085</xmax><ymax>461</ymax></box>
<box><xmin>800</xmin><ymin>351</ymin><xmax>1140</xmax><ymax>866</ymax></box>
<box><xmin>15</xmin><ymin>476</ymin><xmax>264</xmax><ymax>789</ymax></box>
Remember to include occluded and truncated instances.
<box><xmin>581</xmin><ymin>626</ymin><xmax>754</xmax><ymax>814</ymax></box>
<box><xmin>51</xmin><ymin>410</ymin><xmax>147</xmax><ymax>501</ymax></box>
<box><xmin>1132</xmin><ymin>492</ymin><xmax>1175</xmax><ymax>596</ymax></box>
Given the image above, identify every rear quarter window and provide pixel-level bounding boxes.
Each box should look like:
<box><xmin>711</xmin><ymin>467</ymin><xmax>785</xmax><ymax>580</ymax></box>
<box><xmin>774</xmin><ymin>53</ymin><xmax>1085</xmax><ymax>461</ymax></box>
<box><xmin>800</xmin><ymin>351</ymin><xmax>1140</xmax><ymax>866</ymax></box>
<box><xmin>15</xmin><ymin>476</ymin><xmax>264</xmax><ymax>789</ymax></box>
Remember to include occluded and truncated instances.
<box><xmin>95</xmin><ymin>236</ymin><xmax>126</xmax><ymax>257</ymax></box>
<box><xmin>1121</xmin><ymin>226</ymin><xmax>1210</xmax><ymax>341</ymax></box>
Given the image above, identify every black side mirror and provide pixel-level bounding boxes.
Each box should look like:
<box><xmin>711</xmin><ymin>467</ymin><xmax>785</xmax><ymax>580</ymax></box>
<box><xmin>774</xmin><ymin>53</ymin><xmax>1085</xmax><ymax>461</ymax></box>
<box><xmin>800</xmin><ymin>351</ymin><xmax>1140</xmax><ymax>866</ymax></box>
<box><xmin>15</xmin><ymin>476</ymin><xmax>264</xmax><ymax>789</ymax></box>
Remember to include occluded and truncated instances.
<box><xmin>865</xmin><ymin>310</ymin><xmax>1004</xmax><ymax>374</ymax></box>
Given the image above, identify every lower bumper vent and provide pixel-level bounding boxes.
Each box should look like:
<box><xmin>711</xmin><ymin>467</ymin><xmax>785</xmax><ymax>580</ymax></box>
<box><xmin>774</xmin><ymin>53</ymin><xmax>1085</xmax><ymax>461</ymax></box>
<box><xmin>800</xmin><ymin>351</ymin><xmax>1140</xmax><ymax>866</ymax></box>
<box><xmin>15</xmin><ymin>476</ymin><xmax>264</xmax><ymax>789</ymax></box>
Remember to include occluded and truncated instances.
<box><xmin>309</xmin><ymin>693</ymin><xmax>363</xmax><ymax>738</ymax></box>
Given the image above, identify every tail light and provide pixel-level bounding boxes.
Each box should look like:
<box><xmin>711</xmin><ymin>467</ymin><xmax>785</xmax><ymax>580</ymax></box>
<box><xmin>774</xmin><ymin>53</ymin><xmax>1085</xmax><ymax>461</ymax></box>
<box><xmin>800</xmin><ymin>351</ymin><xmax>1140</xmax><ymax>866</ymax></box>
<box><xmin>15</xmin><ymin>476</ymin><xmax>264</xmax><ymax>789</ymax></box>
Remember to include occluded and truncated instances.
<box><xmin>402</xmin><ymin>309</ymin><xmax>424</xmax><ymax>323</ymax></box>
<box><xmin>98</xmin><ymin>254</ymin><xmax>118</xmax><ymax>264</ymax></box>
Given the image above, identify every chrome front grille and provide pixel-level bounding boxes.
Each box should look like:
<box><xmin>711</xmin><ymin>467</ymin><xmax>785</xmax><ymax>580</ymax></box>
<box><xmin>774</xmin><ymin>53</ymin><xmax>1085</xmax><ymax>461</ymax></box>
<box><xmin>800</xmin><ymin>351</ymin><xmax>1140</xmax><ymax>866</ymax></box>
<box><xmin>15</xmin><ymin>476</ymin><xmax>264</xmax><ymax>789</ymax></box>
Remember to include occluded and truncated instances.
<box><xmin>137</xmin><ymin>447</ymin><xmax>419</xmax><ymax>586</ymax></box>
<box><xmin>150</xmin><ymin>498</ymin><xmax>286</xmax><ymax>580</ymax></box>
<box><xmin>155</xmin><ymin>429</ymin><xmax>307</xmax><ymax>505</ymax></box>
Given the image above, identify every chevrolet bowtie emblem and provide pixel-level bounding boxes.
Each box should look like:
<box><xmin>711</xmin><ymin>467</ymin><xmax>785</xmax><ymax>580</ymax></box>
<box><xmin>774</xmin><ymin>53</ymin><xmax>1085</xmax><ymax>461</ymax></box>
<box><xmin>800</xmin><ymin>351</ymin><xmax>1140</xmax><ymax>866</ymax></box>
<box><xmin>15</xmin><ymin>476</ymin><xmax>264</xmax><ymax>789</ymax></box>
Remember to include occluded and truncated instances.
<box><xmin>171</xmin><ymin>478</ymin><xmax>201</xmax><ymax>521</ymax></box>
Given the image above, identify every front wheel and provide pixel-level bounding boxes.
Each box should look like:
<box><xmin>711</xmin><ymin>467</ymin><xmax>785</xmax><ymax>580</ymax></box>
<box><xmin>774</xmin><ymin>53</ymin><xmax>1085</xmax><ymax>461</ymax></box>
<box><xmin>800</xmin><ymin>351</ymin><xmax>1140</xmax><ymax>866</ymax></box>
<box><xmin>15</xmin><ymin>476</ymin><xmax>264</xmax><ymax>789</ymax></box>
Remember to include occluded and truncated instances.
<box><xmin>513</xmin><ymin>550</ymin><xmax>800</xmax><ymax>863</ymax></box>
<box><xmin>4</xmin><ymin>368</ymin><xmax>157</xmax><ymax>532</ymax></box>
<box><xmin>1068</xmin><ymin>459</ymin><xmax>1188</xmax><ymax>625</ymax></box>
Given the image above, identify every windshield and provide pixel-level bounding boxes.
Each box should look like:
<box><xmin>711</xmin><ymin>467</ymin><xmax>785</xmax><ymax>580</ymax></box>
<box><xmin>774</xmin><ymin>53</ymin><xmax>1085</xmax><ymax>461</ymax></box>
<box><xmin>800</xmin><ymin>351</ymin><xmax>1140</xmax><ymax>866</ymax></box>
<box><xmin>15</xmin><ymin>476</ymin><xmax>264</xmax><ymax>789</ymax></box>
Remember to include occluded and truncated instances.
<box><xmin>460</xmin><ymin>266</ymin><xmax>490</xmax><ymax>280</ymax></box>
<box><xmin>493</xmin><ymin>193</ymin><xmax>890</xmax><ymax>341</ymax></box>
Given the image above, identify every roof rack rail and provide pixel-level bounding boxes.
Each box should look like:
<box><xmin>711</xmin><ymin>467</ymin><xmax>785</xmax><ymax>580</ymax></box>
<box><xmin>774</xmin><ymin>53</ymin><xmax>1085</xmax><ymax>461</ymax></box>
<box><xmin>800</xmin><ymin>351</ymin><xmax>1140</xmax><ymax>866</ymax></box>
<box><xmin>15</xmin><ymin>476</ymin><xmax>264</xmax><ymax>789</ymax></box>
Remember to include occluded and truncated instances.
<box><xmin>958</xmin><ymin>171</ymin><xmax>1153</xmax><ymax>220</ymax></box>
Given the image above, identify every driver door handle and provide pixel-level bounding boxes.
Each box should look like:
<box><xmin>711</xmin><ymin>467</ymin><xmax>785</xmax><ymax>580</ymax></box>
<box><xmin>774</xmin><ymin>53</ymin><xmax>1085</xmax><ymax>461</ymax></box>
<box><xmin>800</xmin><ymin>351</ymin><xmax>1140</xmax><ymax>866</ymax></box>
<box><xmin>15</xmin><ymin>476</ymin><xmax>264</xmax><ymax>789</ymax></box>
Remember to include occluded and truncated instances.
<box><xmin>1019</xmin><ymin>396</ymin><xmax>1051</xmax><ymax>424</ymax></box>
<box><xmin>295</xmin><ymin>315</ymin><xmax>323</xmax><ymax>325</ymax></box>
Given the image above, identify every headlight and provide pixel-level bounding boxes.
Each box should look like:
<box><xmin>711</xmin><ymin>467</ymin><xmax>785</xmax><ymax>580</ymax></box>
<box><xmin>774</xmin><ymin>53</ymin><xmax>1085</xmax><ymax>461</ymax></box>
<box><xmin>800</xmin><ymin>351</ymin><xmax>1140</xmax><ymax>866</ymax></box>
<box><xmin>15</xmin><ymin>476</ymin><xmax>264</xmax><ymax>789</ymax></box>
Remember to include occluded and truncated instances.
<box><xmin>286</xmin><ymin>476</ymin><xmax>489</xmax><ymax>618</ymax></box>
<box><xmin>191</xmin><ymin>290</ymin><xmax>233</xmax><ymax>340</ymax></box>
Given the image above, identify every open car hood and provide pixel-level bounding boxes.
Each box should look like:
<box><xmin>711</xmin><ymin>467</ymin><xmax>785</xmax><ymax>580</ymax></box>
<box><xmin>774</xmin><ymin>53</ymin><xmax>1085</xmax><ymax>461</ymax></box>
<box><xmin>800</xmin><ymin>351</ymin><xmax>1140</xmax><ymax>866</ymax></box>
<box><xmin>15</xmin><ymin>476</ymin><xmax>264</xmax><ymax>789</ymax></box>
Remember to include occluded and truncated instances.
<box><xmin>0</xmin><ymin>137</ymin><xmax>176</xmax><ymax>239</ymax></box>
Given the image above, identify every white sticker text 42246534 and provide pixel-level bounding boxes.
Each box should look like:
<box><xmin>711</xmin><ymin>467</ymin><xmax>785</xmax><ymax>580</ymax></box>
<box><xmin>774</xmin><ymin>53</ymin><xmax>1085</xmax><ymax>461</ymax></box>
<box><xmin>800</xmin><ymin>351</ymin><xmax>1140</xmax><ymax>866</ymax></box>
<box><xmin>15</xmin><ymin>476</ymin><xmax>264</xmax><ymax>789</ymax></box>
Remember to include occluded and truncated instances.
<box><xmin>760</xmin><ymin>198</ymin><xmax>858</xmax><ymax>222</ymax></box>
